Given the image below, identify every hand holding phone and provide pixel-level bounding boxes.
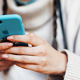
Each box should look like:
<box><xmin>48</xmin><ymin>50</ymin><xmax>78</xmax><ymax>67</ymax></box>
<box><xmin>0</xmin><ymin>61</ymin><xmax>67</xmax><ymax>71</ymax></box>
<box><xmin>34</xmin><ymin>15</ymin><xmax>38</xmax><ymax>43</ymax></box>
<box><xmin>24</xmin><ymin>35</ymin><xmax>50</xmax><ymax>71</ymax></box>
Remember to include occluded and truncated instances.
<box><xmin>0</xmin><ymin>14</ymin><xmax>28</xmax><ymax>46</ymax></box>
<box><xmin>0</xmin><ymin>14</ymin><xmax>28</xmax><ymax>73</ymax></box>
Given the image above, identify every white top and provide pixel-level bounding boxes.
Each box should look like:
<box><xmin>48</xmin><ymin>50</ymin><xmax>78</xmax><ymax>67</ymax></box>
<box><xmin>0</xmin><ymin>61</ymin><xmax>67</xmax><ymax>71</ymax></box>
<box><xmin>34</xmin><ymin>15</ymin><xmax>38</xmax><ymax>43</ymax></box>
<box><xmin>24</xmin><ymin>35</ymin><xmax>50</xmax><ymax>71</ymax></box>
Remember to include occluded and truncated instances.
<box><xmin>7</xmin><ymin>0</ymin><xmax>53</xmax><ymax>45</ymax></box>
<box><xmin>1</xmin><ymin>0</ymin><xmax>80</xmax><ymax>80</ymax></box>
<box><xmin>7</xmin><ymin>0</ymin><xmax>51</xmax><ymax>30</ymax></box>
<box><xmin>0</xmin><ymin>0</ymin><xmax>3</xmax><ymax>15</ymax></box>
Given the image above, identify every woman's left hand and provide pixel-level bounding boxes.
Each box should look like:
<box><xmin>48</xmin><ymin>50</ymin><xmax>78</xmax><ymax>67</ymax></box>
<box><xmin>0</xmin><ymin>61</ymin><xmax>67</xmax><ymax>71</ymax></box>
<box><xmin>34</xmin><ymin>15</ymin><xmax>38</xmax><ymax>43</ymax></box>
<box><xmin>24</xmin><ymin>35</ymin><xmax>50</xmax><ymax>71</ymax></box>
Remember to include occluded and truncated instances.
<box><xmin>2</xmin><ymin>33</ymin><xmax>67</xmax><ymax>75</ymax></box>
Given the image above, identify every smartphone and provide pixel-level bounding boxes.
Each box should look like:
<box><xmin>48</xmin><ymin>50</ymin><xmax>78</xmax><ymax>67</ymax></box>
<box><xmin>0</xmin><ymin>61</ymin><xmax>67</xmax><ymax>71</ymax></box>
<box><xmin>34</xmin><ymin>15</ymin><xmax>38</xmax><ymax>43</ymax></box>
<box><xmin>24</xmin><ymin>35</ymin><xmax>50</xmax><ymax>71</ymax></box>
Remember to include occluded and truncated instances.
<box><xmin>0</xmin><ymin>14</ymin><xmax>28</xmax><ymax>46</ymax></box>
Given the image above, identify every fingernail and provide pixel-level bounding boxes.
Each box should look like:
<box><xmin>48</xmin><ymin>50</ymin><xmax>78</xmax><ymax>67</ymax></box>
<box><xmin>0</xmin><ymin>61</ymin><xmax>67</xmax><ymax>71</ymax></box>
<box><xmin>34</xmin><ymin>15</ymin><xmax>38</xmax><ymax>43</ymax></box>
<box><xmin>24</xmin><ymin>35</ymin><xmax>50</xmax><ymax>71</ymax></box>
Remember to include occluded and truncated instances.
<box><xmin>2</xmin><ymin>55</ymin><xmax>8</xmax><ymax>58</ymax></box>
<box><xmin>7</xmin><ymin>43</ymin><xmax>13</xmax><ymax>47</ymax></box>
<box><xmin>7</xmin><ymin>36</ymin><xmax>13</xmax><ymax>39</ymax></box>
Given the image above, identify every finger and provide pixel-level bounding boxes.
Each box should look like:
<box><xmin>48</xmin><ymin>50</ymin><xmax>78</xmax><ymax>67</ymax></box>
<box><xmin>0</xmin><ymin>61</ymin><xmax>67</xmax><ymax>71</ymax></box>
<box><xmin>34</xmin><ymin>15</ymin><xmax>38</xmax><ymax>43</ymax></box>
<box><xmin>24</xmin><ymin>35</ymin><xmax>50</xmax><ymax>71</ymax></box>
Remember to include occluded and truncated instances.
<box><xmin>15</xmin><ymin>63</ymin><xmax>41</xmax><ymax>72</ymax></box>
<box><xmin>0</xmin><ymin>54</ymin><xmax>4</xmax><ymax>60</ymax></box>
<box><xmin>0</xmin><ymin>50</ymin><xmax>5</xmax><ymax>53</ymax></box>
<box><xmin>2</xmin><ymin>54</ymin><xmax>40</xmax><ymax>64</ymax></box>
<box><xmin>0</xmin><ymin>64</ymin><xmax>13</xmax><ymax>72</ymax></box>
<box><xmin>0</xmin><ymin>60</ymin><xmax>13</xmax><ymax>67</ymax></box>
<box><xmin>0</xmin><ymin>54</ymin><xmax>9</xmax><ymax>60</ymax></box>
<box><xmin>0</xmin><ymin>42</ymin><xmax>13</xmax><ymax>50</ymax></box>
<box><xmin>4</xmin><ymin>47</ymin><xmax>40</xmax><ymax>56</ymax></box>
<box><xmin>7</xmin><ymin>33</ymin><xmax>45</xmax><ymax>46</ymax></box>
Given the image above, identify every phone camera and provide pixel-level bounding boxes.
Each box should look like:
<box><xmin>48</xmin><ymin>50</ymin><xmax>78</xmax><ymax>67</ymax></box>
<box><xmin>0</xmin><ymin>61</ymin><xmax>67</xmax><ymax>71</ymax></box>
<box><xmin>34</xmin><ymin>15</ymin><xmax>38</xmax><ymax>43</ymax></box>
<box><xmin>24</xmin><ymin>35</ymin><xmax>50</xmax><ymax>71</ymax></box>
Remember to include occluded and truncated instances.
<box><xmin>0</xmin><ymin>20</ymin><xmax>2</xmax><ymax>24</ymax></box>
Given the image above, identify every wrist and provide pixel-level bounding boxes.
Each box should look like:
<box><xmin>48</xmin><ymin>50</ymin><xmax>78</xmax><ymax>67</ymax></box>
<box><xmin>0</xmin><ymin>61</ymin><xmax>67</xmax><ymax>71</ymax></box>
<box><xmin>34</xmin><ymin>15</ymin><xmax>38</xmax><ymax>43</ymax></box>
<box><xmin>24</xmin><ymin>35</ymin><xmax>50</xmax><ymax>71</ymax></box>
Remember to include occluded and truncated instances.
<box><xmin>51</xmin><ymin>49</ymin><xmax>68</xmax><ymax>75</ymax></box>
<box><xmin>59</xmin><ymin>52</ymin><xmax>68</xmax><ymax>76</ymax></box>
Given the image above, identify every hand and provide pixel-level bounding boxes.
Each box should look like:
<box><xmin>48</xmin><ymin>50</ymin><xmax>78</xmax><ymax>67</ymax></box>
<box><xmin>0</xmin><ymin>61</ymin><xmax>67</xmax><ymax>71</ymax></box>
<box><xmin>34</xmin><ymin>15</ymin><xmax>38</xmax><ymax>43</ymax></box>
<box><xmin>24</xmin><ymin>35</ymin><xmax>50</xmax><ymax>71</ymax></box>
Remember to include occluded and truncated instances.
<box><xmin>2</xmin><ymin>33</ymin><xmax>67</xmax><ymax>75</ymax></box>
<box><xmin>0</xmin><ymin>42</ymin><xmax>13</xmax><ymax>72</ymax></box>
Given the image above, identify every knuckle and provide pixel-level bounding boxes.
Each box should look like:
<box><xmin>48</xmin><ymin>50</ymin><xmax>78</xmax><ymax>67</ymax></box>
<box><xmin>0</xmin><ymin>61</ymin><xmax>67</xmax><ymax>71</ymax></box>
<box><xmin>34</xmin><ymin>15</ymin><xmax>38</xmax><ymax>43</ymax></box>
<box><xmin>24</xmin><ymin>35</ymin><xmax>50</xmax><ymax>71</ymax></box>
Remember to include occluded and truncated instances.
<box><xmin>40</xmin><ymin>58</ymin><xmax>47</xmax><ymax>66</ymax></box>
<box><xmin>27</xmin><ymin>36</ymin><xmax>32</xmax><ymax>42</ymax></box>
<box><xmin>19</xmin><ymin>47</ymin><xmax>24</xmax><ymax>54</ymax></box>
<box><xmin>27</xmin><ymin>34</ymin><xmax>36</xmax><ymax>43</ymax></box>
<box><xmin>40</xmin><ymin>58</ymin><xmax>46</xmax><ymax>63</ymax></box>
<box><xmin>39</xmin><ymin>48</ymin><xmax>47</xmax><ymax>56</ymax></box>
<box><xmin>28</xmin><ymin>32</ymin><xmax>35</xmax><ymax>37</ymax></box>
<box><xmin>0</xmin><ymin>45</ymin><xmax>4</xmax><ymax>50</ymax></box>
<box><xmin>21</xmin><ymin>56</ymin><xmax>27</xmax><ymax>63</ymax></box>
<box><xmin>27</xmin><ymin>35</ymin><xmax>33</xmax><ymax>43</ymax></box>
<box><xmin>36</xmin><ymin>66</ymin><xmax>42</xmax><ymax>72</ymax></box>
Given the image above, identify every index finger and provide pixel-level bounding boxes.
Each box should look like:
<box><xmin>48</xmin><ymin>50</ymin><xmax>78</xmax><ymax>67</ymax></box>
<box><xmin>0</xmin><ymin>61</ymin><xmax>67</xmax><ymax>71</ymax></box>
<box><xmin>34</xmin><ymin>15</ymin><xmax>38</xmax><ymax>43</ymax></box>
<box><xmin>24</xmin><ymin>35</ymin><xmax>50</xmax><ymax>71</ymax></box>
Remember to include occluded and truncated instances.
<box><xmin>7</xmin><ymin>33</ymin><xmax>45</xmax><ymax>46</ymax></box>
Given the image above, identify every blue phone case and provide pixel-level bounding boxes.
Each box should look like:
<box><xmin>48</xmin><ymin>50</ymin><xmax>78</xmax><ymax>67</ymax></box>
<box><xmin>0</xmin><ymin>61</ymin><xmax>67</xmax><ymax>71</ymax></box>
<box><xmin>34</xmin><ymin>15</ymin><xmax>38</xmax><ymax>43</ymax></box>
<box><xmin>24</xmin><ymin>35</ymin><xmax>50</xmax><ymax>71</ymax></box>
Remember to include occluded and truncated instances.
<box><xmin>0</xmin><ymin>14</ymin><xmax>28</xmax><ymax>46</ymax></box>
<box><xmin>15</xmin><ymin>0</ymin><xmax>37</xmax><ymax>5</ymax></box>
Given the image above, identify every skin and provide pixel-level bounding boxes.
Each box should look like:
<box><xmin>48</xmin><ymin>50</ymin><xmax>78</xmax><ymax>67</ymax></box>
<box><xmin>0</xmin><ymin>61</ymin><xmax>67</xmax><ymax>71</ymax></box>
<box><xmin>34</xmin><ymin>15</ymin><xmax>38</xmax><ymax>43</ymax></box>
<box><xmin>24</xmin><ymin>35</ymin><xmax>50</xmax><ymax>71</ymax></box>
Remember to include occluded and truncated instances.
<box><xmin>0</xmin><ymin>42</ymin><xmax>13</xmax><ymax>72</ymax></box>
<box><xmin>2</xmin><ymin>33</ymin><xmax>67</xmax><ymax>75</ymax></box>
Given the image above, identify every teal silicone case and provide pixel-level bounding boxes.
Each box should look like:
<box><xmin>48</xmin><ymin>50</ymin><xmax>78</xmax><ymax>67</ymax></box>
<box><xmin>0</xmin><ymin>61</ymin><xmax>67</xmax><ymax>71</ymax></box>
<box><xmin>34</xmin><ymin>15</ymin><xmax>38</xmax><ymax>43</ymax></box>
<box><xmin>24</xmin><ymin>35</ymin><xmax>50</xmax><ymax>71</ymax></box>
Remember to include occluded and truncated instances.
<box><xmin>0</xmin><ymin>14</ymin><xmax>25</xmax><ymax>39</ymax></box>
<box><xmin>15</xmin><ymin>0</ymin><xmax>37</xmax><ymax>5</ymax></box>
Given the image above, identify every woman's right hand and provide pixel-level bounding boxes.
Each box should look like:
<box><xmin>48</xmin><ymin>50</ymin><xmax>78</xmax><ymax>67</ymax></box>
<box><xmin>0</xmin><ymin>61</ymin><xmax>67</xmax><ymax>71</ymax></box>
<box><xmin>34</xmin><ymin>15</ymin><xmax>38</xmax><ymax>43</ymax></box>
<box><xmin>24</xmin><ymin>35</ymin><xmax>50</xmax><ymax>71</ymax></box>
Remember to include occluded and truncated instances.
<box><xmin>0</xmin><ymin>42</ymin><xmax>13</xmax><ymax>72</ymax></box>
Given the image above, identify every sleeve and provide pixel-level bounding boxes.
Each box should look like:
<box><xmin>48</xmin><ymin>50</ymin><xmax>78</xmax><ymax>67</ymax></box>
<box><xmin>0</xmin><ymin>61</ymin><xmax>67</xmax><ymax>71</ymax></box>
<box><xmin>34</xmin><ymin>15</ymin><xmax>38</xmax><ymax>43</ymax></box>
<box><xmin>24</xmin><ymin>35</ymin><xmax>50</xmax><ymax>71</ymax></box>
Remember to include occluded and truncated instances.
<box><xmin>61</xmin><ymin>50</ymin><xmax>80</xmax><ymax>80</ymax></box>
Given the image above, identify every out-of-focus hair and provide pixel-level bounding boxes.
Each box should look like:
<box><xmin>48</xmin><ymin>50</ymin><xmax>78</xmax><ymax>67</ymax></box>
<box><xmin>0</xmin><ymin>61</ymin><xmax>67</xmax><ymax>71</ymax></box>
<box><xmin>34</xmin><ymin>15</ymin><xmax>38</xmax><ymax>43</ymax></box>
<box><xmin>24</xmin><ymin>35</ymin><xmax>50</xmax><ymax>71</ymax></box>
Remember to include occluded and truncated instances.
<box><xmin>52</xmin><ymin>0</ymin><xmax>59</xmax><ymax>50</ymax></box>
<box><xmin>3</xmin><ymin>0</ymin><xmax>7</xmax><ymax>15</ymax></box>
